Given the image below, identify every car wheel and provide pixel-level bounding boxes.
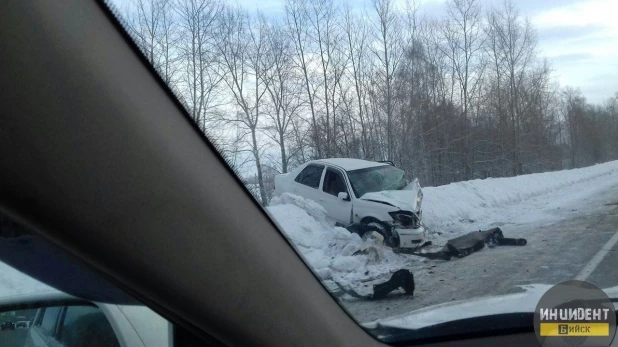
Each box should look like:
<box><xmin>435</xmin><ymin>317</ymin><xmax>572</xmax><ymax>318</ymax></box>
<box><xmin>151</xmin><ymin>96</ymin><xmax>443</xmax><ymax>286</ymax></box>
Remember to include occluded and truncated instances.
<box><xmin>360</xmin><ymin>219</ymin><xmax>399</xmax><ymax>248</ymax></box>
<box><xmin>362</xmin><ymin>223</ymin><xmax>386</xmax><ymax>244</ymax></box>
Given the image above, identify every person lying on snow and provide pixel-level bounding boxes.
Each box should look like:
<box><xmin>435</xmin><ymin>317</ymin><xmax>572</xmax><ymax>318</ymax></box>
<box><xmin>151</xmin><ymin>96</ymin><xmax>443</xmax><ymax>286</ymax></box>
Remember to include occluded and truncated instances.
<box><xmin>412</xmin><ymin>227</ymin><xmax>527</xmax><ymax>260</ymax></box>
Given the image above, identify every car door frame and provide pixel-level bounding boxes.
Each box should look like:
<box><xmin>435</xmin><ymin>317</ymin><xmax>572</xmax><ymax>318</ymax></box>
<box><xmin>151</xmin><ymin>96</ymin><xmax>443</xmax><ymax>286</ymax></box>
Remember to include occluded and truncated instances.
<box><xmin>319</xmin><ymin>165</ymin><xmax>354</xmax><ymax>225</ymax></box>
<box><xmin>28</xmin><ymin>307</ymin><xmax>64</xmax><ymax>347</ymax></box>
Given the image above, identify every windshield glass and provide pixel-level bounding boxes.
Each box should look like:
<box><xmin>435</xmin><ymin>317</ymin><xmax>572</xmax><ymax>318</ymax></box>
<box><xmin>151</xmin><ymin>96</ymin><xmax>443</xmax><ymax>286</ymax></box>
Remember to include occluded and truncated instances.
<box><xmin>347</xmin><ymin>165</ymin><xmax>407</xmax><ymax>197</ymax></box>
<box><xmin>105</xmin><ymin>0</ymin><xmax>618</xmax><ymax>343</ymax></box>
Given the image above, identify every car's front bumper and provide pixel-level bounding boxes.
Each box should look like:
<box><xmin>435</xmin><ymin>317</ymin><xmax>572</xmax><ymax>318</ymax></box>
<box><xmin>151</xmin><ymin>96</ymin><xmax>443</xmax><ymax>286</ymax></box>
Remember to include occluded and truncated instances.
<box><xmin>395</xmin><ymin>226</ymin><xmax>426</xmax><ymax>248</ymax></box>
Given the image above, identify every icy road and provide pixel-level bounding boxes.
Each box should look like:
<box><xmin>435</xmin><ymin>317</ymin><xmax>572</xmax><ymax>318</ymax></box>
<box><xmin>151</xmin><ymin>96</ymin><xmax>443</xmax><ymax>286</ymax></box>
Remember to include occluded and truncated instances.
<box><xmin>268</xmin><ymin>160</ymin><xmax>618</xmax><ymax>323</ymax></box>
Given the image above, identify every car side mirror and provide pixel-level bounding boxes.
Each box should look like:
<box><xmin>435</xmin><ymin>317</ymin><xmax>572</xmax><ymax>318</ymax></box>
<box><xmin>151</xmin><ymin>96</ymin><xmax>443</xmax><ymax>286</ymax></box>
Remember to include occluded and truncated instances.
<box><xmin>337</xmin><ymin>192</ymin><xmax>349</xmax><ymax>201</ymax></box>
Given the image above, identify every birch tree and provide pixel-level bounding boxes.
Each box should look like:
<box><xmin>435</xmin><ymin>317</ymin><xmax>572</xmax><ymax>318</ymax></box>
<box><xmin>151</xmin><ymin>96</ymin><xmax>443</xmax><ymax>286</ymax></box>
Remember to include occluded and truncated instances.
<box><xmin>217</xmin><ymin>8</ymin><xmax>270</xmax><ymax>205</ymax></box>
<box><xmin>175</xmin><ymin>0</ymin><xmax>225</xmax><ymax>131</ymax></box>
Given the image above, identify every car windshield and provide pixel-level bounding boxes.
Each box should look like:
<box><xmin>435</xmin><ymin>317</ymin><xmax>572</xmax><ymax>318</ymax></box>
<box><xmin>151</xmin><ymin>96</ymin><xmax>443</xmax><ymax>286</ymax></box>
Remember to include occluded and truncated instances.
<box><xmin>42</xmin><ymin>0</ymin><xmax>618</xmax><ymax>344</ymax></box>
<box><xmin>347</xmin><ymin>165</ymin><xmax>407</xmax><ymax>197</ymax></box>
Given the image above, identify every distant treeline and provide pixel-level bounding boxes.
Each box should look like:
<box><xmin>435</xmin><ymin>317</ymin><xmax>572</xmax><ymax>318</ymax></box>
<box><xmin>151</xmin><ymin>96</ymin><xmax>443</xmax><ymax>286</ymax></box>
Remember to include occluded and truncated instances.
<box><xmin>122</xmin><ymin>0</ymin><xmax>618</xmax><ymax>205</ymax></box>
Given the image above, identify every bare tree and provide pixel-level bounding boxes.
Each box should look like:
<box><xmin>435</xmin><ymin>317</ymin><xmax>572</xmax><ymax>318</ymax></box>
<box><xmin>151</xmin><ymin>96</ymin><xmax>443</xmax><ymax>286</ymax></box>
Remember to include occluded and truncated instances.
<box><xmin>175</xmin><ymin>0</ymin><xmax>225</xmax><ymax>132</ymax></box>
<box><xmin>307</xmin><ymin>0</ymin><xmax>348</xmax><ymax>157</ymax></box>
<box><xmin>370</xmin><ymin>0</ymin><xmax>405</xmax><ymax>161</ymax></box>
<box><xmin>439</xmin><ymin>0</ymin><xmax>486</xmax><ymax>178</ymax></box>
<box><xmin>486</xmin><ymin>0</ymin><xmax>537</xmax><ymax>174</ymax></box>
<box><xmin>217</xmin><ymin>8</ymin><xmax>271</xmax><ymax>205</ymax></box>
<box><xmin>126</xmin><ymin>0</ymin><xmax>180</xmax><ymax>88</ymax></box>
<box><xmin>342</xmin><ymin>4</ymin><xmax>372</xmax><ymax>158</ymax></box>
<box><xmin>262</xmin><ymin>21</ymin><xmax>303</xmax><ymax>173</ymax></box>
<box><xmin>561</xmin><ymin>87</ymin><xmax>587</xmax><ymax>168</ymax></box>
<box><xmin>285</xmin><ymin>0</ymin><xmax>323</xmax><ymax>158</ymax></box>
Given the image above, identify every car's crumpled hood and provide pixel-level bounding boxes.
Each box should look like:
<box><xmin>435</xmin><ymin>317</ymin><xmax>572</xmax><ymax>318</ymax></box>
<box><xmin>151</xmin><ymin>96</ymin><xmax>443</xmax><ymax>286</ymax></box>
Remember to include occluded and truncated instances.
<box><xmin>359</xmin><ymin>179</ymin><xmax>422</xmax><ymax>212</ymax></box>
<box><xmin>364</xmin><ymin>284</ymin><xmax>553</xmax><ymax>330</ymax></box>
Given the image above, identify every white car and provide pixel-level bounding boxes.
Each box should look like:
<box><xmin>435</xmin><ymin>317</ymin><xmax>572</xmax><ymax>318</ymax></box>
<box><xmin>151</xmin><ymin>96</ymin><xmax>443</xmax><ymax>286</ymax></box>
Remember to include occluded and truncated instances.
<box><xmin>274</xmin><ymin>158</ymin><xmax>425</xmax><ymax>248</ymax></box>
<box><xmin>0</xmin><ymin>261</ymin><xmax>171</xmax><ymax>347</ymax></box>
<box><xmin>24</xmin><ymin>296</ymin><xmax>171</xmax><ymax>347</ymax></box>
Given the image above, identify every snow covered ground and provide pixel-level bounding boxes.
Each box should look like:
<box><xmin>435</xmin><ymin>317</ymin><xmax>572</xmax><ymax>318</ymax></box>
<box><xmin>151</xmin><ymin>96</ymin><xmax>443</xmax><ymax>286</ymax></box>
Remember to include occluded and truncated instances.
<box><xmin>423</xmin><ymin>160</ymin><xmax>618</xmax><ymax>236</ymax></box>
<box><xmin>266</xmin><ymin>160</ymin><xmax>618</xmax><ymax>296</ymax></box>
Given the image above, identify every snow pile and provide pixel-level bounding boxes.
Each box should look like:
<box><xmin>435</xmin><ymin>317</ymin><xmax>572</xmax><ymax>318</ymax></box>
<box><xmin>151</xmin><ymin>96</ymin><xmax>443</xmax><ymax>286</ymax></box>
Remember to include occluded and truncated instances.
<box><xmin>268</xmin><ymin>193</ymin><xmax>421</xmax><ymax>292</ymax></box>
<box><xmin>422</xmin><ymin>160</ymin><xmax>618</xmax><ymax>236</ymax></box>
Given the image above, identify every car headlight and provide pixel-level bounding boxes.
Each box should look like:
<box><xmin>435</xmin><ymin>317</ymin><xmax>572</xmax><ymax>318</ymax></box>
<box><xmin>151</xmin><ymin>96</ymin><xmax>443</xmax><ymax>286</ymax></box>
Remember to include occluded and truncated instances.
<box><xmin>416</xmin><ymin>189</ymin><xmax>423</xmax><ymax>210</ymax></box>
<box><xmin>388</xmin><ymin>211</ymin><xmax>420</xmax><ymax>229</ymax></box>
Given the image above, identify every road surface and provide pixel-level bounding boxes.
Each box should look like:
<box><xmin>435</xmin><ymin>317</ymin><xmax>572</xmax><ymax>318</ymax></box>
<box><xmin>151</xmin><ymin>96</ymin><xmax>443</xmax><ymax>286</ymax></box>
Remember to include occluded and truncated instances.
<box><xmin>0</xmin><ymin>329</ymin><xmax>27</xmax><ymax>347</ymax></box>
<box><xmin>343</xmin><ymin>183</ymin><xmax>618</xmax><ymax>323</ymax></box>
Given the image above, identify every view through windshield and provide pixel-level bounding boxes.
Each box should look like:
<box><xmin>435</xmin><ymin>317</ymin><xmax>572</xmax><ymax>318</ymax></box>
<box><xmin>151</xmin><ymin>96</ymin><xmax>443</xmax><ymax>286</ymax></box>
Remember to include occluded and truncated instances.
<box><xmin>108</xmin><ymin>0</ymin><xmax>618</xmax><ymax>342</ymax></box>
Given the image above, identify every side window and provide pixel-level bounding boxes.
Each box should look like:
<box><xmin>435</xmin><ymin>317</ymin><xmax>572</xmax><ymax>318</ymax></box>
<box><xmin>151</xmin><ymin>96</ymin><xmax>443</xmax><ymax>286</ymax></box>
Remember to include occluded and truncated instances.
<box><xmin>323</xmin><ymin>169</ymin><xmax>348</xmax><ymax>197</ymax></box>
<box><xmin>58</xmin><ymin>305</ymin><xmax>120</xmax><ymax>347</ymax></box>
<box><xmin>294</xmin><ymin>165</ymin><xmax>324</xmax><ymax>189</ymax></box>
<box><xmin>39</xmin><ymin>306</ymin><xmax>62</xmax><ymax>336</ymax></box>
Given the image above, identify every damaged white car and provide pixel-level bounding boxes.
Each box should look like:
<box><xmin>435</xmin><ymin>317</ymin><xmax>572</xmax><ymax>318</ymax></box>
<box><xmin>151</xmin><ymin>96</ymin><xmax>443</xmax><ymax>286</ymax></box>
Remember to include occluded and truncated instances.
<box><xmin>273</xmin><ymin>158</ymin><xmax>425</xmax><ymax>248</ymax></box>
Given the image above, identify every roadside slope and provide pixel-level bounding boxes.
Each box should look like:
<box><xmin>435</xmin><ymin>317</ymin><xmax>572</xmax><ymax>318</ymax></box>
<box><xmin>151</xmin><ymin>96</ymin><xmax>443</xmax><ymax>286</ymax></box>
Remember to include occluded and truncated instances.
<box><xmin>422</xmin><ymin>160</ymin><xmax>618</xmax><ymax>236</ymax></box>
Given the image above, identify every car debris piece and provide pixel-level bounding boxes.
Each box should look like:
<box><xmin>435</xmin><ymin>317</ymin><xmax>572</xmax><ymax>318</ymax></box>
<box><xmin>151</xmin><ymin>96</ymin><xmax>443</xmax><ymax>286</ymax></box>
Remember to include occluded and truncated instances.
<box><xmin>333</xmin><ymin>269</ymin><xmax>415</xmax><ymax>300</ymax></box>
<box><xmin>352</xmin><ymin>247</ymin><xmax>383</xmax><ymax>262</ymax></box>
<box><xmin>399</xmin><ymin>227</ymin><xmax>526</xmax><ymax>260</ymax></box>
<box><xmin>372</xmin><ymin>269</ymin><xmax>415</xmax><ymax>299</ymax></box>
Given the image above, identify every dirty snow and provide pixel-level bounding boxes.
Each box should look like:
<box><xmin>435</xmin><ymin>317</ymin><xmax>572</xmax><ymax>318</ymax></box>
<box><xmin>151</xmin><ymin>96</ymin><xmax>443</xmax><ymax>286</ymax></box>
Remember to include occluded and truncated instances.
<box><xmin>267</xmin><ymin>160</ymin><xmax>618</xmax><ymax>297</ymax></box>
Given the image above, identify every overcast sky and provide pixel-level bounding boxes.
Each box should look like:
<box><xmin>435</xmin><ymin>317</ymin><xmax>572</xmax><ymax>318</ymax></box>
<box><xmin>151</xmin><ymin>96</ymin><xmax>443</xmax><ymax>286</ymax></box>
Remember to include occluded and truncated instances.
<box><xmin>233</xmin><ymin>0</ymin><xmax>617</xmax><ymax>104</ymax></box>
<box><xmin>111</xmin><ymin>0</ymin><xmax>618</xmax><ymax>104</ymax></box>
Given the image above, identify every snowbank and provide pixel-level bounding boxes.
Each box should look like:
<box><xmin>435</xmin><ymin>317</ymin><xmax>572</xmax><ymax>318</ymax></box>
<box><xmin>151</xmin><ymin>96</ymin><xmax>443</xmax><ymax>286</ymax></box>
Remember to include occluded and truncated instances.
<box><xmin>422</xmin><ymin>160</ymin><xmax>618</xmax><ymax>235</ymax></box>
<box><xmin>268</xmin><ymin>194</ymin><xmax>422</xmax><ymax>293</ymax></box>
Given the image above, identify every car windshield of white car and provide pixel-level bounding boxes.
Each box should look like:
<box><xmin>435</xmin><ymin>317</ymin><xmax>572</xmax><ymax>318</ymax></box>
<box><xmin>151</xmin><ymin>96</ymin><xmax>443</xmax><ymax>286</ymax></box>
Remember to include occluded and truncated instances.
<box><xmin>347</xmin><ymin>165</ymin><xmax>407</xmax><ymax>197</ymax></box>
